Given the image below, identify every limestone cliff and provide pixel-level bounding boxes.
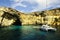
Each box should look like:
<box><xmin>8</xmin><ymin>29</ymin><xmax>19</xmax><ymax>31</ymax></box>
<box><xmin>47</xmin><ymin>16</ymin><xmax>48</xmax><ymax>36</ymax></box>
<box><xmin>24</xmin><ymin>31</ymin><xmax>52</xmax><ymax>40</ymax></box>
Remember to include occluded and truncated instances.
<box><xmin>20</xmin><ymin>8</ymin><xmax>60</xmax><ymax>25</ymax></box>
<box><xmin>0</xmin><ymin>7</ymin><xmax>60</xmax><ymax>27</ymax></box>
<box><xmin>0</xmin><ymin>7</ymin><xmax>22</xmax><ymax>27</ymax></box>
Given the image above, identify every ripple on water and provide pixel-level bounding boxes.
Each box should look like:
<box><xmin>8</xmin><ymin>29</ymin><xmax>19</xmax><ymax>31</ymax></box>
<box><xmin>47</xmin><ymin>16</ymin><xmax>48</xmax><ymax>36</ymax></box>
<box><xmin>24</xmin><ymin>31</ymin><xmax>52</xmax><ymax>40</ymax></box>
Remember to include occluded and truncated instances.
<box><xmin>0</xmin><ymin>25</ymin><xmax>60</xmax><ymax>40</ymax></box>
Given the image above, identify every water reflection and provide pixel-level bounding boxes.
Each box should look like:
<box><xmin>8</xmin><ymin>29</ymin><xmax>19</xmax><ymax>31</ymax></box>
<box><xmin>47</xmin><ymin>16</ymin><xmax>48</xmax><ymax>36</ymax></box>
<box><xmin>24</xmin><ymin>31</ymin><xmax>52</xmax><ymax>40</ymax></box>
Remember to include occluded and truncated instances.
<box><xmin>0</xmin><ymin>26</ymin><xmax>60</xmax><ymax>40</ymax></box>
<box><xmin>0</xmin><ymin>26</ymin><xmax>21</xmax><ymax>40</ymax></box>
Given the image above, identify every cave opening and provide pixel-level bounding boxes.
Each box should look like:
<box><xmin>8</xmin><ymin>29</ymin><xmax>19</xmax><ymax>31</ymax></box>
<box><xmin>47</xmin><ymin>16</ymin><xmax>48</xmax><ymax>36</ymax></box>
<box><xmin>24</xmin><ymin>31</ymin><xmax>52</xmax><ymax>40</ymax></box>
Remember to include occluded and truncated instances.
<box><xmin>13</xmin><ymin>18</ymin><xmax>22</xmax><ymax>26</ymax></box>
<box><xmin>12</xmin><ymin>14</ymin><xmax>22</xmax><ymax>26</ymax></box>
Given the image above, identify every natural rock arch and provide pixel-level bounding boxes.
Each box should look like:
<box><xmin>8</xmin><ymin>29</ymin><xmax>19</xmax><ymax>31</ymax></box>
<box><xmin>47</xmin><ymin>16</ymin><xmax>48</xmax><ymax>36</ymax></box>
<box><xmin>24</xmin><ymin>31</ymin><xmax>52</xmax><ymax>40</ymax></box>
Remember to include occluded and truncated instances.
<box><xmin>0</xmin><ymin>11</ymin><xmax>22</xmax><ymax>27</ymax></box>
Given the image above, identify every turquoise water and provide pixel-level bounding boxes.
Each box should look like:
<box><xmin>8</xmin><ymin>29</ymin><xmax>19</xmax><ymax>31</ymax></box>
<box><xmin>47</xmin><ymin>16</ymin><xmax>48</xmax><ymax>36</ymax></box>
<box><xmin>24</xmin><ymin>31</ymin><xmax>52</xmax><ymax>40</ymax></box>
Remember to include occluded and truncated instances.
<box><xmin>0</xmin><ymin>25</ymin><xmax>60</xmax><ymax>40</ymax></box>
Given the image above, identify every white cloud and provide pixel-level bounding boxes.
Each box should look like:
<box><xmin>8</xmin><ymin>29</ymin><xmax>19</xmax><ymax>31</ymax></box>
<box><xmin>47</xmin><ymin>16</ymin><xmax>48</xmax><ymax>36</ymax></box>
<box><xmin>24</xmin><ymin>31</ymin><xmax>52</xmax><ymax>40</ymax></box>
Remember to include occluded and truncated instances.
<box><xmin>10</xmin><ymin>0</ymin><xmax>60</xmax><ymax>12</ymax></box>
<box><xmin>10</xmin><ymin>0</ymin><xmax>27</xmax><ymax>8</ymax></box>
<box><xmin>11</xmin><ymin>3</ymin><xmax>27</xmax><ymax>8</ymax></box>
<box><xmin>29</xmin><ymin>0</ymin><xmax>60</xmax><ymax>12</ymax></box>
<box><xmin>10</xmin><ymin>0</ymin><xmax>20</xmax><ymax>2</ymax></box>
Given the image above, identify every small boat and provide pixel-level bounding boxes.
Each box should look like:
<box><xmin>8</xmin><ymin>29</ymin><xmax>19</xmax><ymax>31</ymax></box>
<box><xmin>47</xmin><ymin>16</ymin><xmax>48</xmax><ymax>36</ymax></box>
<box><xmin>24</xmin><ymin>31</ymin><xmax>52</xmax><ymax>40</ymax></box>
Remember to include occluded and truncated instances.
<box><xmin>40</xmin><ymin>24</ymin><xmax>57</xmax><ymax>32</ymax></box>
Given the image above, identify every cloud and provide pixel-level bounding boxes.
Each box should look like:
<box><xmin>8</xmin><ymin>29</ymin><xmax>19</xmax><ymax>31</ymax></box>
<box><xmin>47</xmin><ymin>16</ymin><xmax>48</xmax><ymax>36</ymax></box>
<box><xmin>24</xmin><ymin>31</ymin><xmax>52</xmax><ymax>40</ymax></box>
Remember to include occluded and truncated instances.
<box><xmin>30</xmin><ymin>0</ymin><xmax>60</xmax><ymax>12</ymax></box>
<box><xmin>10</xmin><ymin>0</ymin><xmax>20</xmax><ymax>2</ymax></box>
<box><xmin>10</xmin><ymin>0</ymin><xmax>60</xmax><ymax>12</ymax></box>
<box><xmin>11</xmin><ymin>3</ymin><xmax>27</xmax><ymax>8</ymax></box>
<box><xmin>10</xmin><ymin>0</ymin><xmax>27</xmax><ymax>8</ymax></box>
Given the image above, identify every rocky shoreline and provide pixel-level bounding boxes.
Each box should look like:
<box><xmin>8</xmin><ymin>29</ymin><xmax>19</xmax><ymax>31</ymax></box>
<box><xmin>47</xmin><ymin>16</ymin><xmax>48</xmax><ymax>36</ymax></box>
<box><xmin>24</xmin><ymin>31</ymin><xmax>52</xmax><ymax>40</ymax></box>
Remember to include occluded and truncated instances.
<box><xmin>0</xmin><ymin>7</ymin><xmax>60</xmax><ymax>27</ymax></box>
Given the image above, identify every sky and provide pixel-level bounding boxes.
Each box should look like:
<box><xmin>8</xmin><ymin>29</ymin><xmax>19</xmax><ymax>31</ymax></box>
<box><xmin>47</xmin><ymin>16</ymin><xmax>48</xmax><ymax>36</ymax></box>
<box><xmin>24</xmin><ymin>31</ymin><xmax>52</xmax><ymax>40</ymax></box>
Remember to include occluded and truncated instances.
<box><xmin>0</xmin><ymin>0</ymin><xmax>60</xmax><ymax>12</ymax></box>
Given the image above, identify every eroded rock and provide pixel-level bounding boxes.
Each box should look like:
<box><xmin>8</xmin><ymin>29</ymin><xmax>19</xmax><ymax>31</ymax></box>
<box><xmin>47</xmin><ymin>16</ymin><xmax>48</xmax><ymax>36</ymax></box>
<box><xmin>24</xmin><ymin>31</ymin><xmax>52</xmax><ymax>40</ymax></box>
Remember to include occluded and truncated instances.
<box><xmin>0</xmin><ymin>7</ymin><xmax>60</xmax><ymax>27</ymax></box>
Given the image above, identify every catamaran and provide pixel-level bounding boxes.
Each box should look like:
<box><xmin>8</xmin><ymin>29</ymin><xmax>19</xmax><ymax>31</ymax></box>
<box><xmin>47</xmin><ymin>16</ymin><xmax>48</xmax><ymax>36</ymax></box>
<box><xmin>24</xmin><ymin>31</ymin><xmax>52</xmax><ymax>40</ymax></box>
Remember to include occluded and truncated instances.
<box><xmin>40</xmin><ymin>24</ymin><xmax>57</xmax><ymax>31</ymax></box>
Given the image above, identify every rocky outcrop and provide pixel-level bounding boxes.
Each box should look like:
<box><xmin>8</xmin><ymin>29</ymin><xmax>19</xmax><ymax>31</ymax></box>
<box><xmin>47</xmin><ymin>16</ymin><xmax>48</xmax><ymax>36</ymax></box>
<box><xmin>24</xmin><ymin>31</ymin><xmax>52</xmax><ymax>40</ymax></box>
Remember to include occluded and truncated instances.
<box><xmin>0</xmin><ymin>7</ymin><xmax>22</xmax><ymax>27</ymax></box>
<box><xmin>0</xmin><ymin>11</ymin><xmax>16</xmax><ymax>26</ymax></box>
<box><xmin>0</xmin><ymin>7</ymin><xmax>60</xmax><ymax>27</ymax></box>
<box><xmin>20</xmin><ymin>8</ymin><xmax>60</xmax><ymax>25</ymax></box>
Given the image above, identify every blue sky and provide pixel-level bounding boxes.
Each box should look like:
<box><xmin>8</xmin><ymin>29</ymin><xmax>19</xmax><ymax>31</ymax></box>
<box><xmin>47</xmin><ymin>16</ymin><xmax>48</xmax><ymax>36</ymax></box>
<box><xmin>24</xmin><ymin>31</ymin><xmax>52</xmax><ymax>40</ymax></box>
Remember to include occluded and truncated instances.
<box><xmin>0</xmin><ymin>0</ymin><xmax>60</xmax><ymax>12</ymax></box>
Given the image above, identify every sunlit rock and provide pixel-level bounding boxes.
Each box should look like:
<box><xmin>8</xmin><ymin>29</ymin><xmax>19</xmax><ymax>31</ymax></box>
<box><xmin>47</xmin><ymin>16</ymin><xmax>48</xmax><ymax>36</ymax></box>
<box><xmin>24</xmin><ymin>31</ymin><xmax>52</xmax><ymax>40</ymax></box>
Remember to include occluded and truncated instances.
<box><xmin>0</xmin><ymin>7</ymin><xmax>60</xmax><ymax>27</ymax></box>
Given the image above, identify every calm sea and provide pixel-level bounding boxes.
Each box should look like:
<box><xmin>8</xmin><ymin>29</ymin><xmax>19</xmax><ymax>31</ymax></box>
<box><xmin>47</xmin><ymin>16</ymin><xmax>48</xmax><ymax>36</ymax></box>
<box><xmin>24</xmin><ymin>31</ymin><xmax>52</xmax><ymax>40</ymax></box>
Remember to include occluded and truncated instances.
<box><xmin>0</xmin><ymin>25</ymin><xmax>60</xmax><ymax>40</ymax></box>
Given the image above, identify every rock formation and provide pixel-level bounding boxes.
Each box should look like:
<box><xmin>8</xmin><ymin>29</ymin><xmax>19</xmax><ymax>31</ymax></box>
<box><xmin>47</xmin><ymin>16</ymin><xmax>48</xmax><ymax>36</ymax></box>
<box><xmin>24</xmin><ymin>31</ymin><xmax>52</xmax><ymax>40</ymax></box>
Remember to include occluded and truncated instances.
<box><xmin>0</xmin><ymin>7</ymin><xmax>22</xmax><ymax>27</ymax></box>
<box><xmin>0</xmin><ymin>7</ymin><xmax>60</xmax><ymax>27</ymax></box>
<box><xmin>20</xmin><ymin>9</ymin><xmax>60</xmax><ymax>25</ymax></box>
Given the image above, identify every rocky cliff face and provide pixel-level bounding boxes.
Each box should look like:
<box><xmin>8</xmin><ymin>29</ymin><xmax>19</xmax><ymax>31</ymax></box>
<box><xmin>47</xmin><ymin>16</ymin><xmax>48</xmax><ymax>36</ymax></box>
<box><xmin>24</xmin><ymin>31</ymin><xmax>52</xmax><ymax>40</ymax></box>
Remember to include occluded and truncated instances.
<box><xmin>0</xmin><ymin>7</ymin><xmax>22</xmax><ymax>27</ymax></box>
<box><xmin>20</xmin><ymin>8</ymin><xmax>60</xmax><ymax>25</ymax></box>
<box><xmin>0</xmin><ymin>11</ymin><xmax>15</xmax><ymax>26</ymax></box>
<box><xmin>0</xmin><ymin>7</ymin><xmax>60</xmax><ymax>27</ymax></box>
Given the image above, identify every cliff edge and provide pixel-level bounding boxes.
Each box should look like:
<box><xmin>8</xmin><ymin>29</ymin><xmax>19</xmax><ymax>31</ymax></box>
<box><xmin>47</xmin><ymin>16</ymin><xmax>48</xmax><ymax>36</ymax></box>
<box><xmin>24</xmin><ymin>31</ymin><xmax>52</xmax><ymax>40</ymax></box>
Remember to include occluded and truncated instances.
<box><xmin>0</xmin><ymin>7</ymin><xmax>60</xmax><ymax>27</ymax></box>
